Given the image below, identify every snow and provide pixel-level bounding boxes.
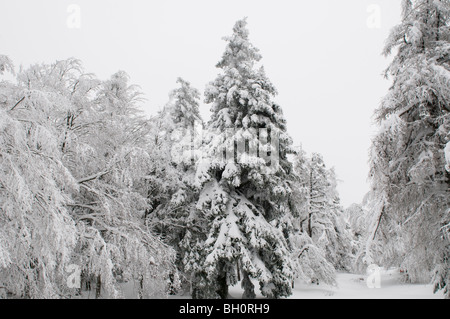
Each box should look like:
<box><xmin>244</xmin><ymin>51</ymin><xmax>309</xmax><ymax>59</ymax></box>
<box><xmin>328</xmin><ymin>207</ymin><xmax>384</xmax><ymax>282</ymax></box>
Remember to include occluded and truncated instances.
<box><xmin>165</xmin><ymin>269</ymin><xmax>444</xmax><ymax>300</ymax></box>
<box><xmin>226</xmin><ymin>270</ymin><xmax>444</xmax><ymax>299</ymax></box>
<box><xmin>2</xmin><ymin>8</ymin><xmax>449</xmax><ymax>300</ymax></box>
<box><xmin>445</xmin><ymin>142</ymin><xmax>450</xmax><ymax>172</ymax></box>
<box><xmin>72</xmin><ymin>270</ymin><xmax>445</xmax><ymax>299</ymax></box>
<box><xmin>0</xmin><ymin>55</ymin><xmax>14</xmax><ymax>75</ymax></box>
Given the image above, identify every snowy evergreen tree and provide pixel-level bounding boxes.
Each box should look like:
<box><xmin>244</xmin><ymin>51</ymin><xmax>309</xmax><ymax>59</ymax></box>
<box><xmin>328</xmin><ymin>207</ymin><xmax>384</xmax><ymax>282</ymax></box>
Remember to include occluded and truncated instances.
<box><xmin>169</xmin><ymin>77</ymin><xmax>202</xmax><ymax>129</ymax></box>
<box><xmin>0</xmin><ymin>55</ymin><xmax>14</xmax><ymax>76</ymax></box>
<box><xmin>368</xmin><ymin>0</ymin><xmax>450</xmax><ymax>298</ymax></box>
<box><xmin>146</xmin><ymin>78</ymin><xmax>203</xmax><ymax>293</ymax></box>
<box><xmin>184</xmin><ymin>18</ymin><xmax>296</xmax><ymax>299</ymax></box>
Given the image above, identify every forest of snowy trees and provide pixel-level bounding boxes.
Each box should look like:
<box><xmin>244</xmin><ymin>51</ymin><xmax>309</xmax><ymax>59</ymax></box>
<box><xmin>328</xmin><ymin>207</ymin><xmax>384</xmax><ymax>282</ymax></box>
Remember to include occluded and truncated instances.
<box><xmin>0</xmin><ymin>0</ymin><xmax>448</xmax><ymax>300</ymax></box>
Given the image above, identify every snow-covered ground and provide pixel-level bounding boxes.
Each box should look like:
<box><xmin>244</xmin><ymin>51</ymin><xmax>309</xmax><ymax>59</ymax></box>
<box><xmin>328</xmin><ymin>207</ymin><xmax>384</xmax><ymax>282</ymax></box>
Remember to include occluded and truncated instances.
<box><xmin>71</xmin><ymin>269</ymin><xmax>443</xmax><ymax>299</ymax></box>
<box><xmin>78</xmin><ymin>269</ymin><xmax>444</xmax><ymax>299</ymax></box>
<box><xmin>226</xmin><ymin>270</ymin><xmax>443</xmax><ymax>299</ymax></box>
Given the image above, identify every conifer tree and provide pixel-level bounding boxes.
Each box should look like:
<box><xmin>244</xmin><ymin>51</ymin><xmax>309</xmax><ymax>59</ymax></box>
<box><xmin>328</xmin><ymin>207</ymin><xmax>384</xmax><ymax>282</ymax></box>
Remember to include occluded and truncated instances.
<box><xmin>368</xmin><ymin>0</ymin><xmax>449</xmax><ymax>298</ymax></box>
<box><xmin>184</xmin><ymin>18</ymin><xmax>296</xmax><ymax>299</ymax></box>
<box><xmin>147</xmin><ymin>78</ymin><xmax>203</xmax><ymax>293</ymax></box>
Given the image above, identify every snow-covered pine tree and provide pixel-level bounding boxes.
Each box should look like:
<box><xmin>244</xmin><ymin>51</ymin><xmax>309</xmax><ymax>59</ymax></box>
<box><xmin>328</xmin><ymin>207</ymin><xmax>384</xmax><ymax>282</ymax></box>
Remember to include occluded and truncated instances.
<box><xmin>145</xmin><ymin>104</ymin><xmax>181</xmax><ymax>221</ymax></box>
<box><xmin>184</xmin><ymin>18</ymin><xmax>296</xmax><ymax>299</ymax></box>
<box><xmin>368</xmin><ymin>0</ymin><xmax>450</xmax><ymax>298</ymax></box>
<box><xmin>146</xmin><ymin>78</ymin><xmax>203</xmax><ymax>293</ymax></box>
<box><xmin>168</xmin><ymin>77</ymin><xmax>203</xmax><ymax>170</ymax></box>
<box><xmin>169</xmin><ymin>77</ymin><xmax>202</xmax><ymax>129</ymax></box>
<box><xmin>0</xmin><ymin>55</ymin><xmax>14</xmax><ymax>76</ymax></box>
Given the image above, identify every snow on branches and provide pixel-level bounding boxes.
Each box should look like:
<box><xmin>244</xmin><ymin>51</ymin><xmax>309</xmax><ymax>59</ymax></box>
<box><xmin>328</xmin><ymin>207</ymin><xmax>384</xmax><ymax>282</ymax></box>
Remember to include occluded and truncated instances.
<box><xmin>0</xmin><ymin>57</ymin><xmax>175</xmax><ymax>299</ymax></box>
<box><xmin>445</xmin><ymin>142</ymin><xmax>450</xmax><ymax>172</ymax></box>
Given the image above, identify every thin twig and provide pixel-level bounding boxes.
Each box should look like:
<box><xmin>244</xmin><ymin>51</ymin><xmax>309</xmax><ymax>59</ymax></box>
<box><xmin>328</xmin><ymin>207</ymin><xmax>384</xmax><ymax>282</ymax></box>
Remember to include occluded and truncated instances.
<box><xmin>9</xmin><ymin>96</ymin><xmax>25</xmax><ymax>111</ymax></box>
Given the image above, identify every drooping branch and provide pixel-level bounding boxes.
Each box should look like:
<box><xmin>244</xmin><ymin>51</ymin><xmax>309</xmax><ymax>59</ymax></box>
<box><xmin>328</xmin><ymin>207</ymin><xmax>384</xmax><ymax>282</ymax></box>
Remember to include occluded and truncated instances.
<box><xmin>77</xmin><ymin>171</ymin><xmax>110</xmax><ymax>184</ymax></box>
<box><xmin>372</xmin><ymin>206</ymin><xmax>385</xmax><ymax>241</ymax></box>
<box><xmin>9</xmin><ymin>96</ymin><xmax>25</xmax><ymax>111</ymax></box>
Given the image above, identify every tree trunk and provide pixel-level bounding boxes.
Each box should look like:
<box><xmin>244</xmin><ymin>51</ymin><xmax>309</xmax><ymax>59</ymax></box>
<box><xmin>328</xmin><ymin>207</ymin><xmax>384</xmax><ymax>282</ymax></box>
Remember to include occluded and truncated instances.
<box><xmin>308</xmin><ymin>170</ymin><xmax>313</xmax><ymax>237</ymax></box>
<box><xmin>307</xmin><ymin>212</ymin><xmax>313</xmax><ymax>238</ymax></box>
<box><xmin>236</xmin><ymin>259</ymin><xmax>241</xmax><ymax>282</ymax></box>
<box><xmin>241</xmin><ymin>271</ymin><xmax>256</xmax><ymax>299</ymax></box>
<box><xmin>217</xmin><ymin>262</ymin><xmax>229</xmax><ymax>299</ymax></box>
<box><xmin>190</xmin><ymin>121</ymin><xmax>195</xmax><ymax>165</ymax></box>
<box><xmin>138</xmin><ymin>275</ymin><xmax>144</xmax><ymax>299</ymax></box>
<box><xmin>95</xmin><ymin>275</ymin><xmax>101</xmax><ymax>299</ymax></box>
<box><xmin>217</xmin><ymin>273</ymin><xmax>228</xmax><ymax>299</ymax></box>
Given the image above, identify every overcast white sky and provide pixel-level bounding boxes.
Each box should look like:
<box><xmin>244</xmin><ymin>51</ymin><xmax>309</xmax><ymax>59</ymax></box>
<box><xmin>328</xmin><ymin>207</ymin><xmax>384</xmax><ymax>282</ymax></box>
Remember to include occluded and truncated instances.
<box><xmin>0</xmin><ymin>0</ymin><xmax>402</xmax><ymax>207</ymax></box>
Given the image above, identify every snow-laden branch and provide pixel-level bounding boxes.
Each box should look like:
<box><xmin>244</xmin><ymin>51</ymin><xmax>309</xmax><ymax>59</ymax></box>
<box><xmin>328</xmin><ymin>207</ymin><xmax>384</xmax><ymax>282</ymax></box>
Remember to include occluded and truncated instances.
<box><xmin>77</xmin><ymin>171</ymin><xmax>110</xmax><ymax>184</ymax></box>
<box><xmin>9</xmin><ymin>96</ymin><xmax>25</xmax><ymax>111</ymax></box>
<box><xmin>445</xmin><ymin>142</ymin><xmax>450</xmax><ymax>173</ymax></box>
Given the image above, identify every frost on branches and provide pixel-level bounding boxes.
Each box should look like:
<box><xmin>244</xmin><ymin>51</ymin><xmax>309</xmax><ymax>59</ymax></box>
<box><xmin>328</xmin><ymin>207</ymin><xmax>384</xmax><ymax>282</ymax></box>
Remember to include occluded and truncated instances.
<box><xmin>0</xmin><ymin>57</ymin><xmax>175</xmax><ymax>299</ymax></box>
<box><xmin>445</xmin><ymin>142</ymin><xmax>450</xmax><ymax>172</ymax></box>
<box><xmin>0</xmin><ymin>55</ymin><xmax>14</xmax><ymax>76</ymax></box>
<box><xmin>183</xmin><ymin>18</ymin><xmax>297</xmax><ymax>299</ymax></box>
<box><xmin>145</xmin><ymin>77</ymin><xmax>203</xmax><ymax>293</ymax></box>
<box><xmin>289</xmin><ymin>148</ymin><xmax>354</xmax><ymax>286</ymax></box>
<box><xmin>368</xmin><ymin>0</ymin><xmax>450</xmax><ymax>298</ymax></box>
